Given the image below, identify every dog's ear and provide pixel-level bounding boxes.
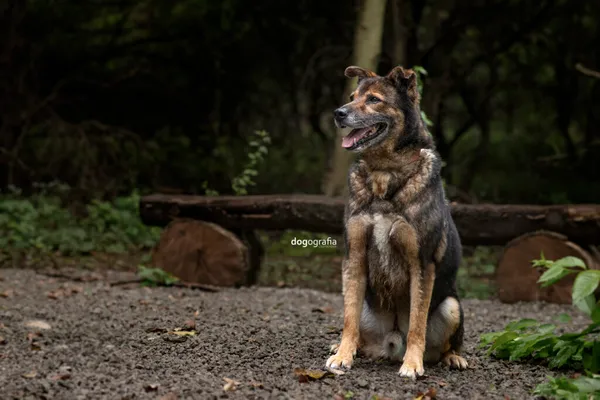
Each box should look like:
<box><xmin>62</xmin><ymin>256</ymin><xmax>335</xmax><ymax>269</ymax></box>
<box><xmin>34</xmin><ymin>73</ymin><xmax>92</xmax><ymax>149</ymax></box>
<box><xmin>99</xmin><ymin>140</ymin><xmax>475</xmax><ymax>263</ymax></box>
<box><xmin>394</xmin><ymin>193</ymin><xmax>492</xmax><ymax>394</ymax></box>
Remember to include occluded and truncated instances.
<box><xmin>386</xmin><ymin>66</ymin><xmax>419</xmax><ymax>104</ymax></box>
<box><xmin>345</xmin><ymin>66</ymin><xmax>377</xmax><ymax>83</ymax></box>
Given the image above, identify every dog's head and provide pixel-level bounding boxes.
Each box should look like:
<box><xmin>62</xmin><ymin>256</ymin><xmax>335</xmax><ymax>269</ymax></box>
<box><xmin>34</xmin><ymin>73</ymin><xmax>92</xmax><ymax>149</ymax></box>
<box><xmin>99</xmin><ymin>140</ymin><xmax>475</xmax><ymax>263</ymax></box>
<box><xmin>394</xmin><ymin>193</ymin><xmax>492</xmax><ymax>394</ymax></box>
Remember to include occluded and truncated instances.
<box><xmin>334</xmin><ymin>66</ymin><xmax>421</xmax><ymax>152</ymax></box>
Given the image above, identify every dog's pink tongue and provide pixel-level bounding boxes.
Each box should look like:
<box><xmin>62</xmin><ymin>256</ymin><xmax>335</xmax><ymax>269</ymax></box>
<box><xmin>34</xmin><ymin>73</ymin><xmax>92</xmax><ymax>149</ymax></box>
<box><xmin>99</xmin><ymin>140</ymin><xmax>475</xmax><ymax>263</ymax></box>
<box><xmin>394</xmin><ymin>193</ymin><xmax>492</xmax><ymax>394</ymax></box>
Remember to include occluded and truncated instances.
<box><xmin>341</xmin><ymin>127</ymin><xmax>369</xmax><ymax>148</ymax></box>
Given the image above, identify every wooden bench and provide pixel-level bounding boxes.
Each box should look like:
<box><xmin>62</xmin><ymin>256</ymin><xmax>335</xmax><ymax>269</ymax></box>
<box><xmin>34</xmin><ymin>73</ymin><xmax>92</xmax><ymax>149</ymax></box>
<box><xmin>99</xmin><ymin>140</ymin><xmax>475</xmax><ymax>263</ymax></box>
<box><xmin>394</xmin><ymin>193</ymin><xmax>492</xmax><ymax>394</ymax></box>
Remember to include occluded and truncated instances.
<box><xmin>140</xmin><ymin>194</ymin><xmax>600</xmax><ymax>303</ymax></box>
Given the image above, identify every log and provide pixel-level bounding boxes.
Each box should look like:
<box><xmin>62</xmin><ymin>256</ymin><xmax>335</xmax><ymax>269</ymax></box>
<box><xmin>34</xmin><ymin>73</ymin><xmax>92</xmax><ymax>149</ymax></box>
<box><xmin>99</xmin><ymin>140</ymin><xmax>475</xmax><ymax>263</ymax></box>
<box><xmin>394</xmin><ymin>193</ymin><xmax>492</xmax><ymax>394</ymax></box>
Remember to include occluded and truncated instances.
<box><xmin>150</xmin><ymin>219</ymin><xmax>253</xmax><ymax>287</ymax></box>
<box><xmin>140</xmin><ymin>194</ymin><xmax>600</xmax><ymax>246</ymax></box>
<box><xmin>497</xmin><ymin>231</ymin><xmax>599</xmax><ymax>304</ymax></box>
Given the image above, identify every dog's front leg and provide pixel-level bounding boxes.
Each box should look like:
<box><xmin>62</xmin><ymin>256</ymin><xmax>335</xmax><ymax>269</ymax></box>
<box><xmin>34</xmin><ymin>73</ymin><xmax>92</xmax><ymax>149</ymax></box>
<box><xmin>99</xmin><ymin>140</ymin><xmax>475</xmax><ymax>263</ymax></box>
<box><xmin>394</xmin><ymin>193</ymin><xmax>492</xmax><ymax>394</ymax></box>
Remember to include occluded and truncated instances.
<box><xmin>389</xmin><ymin>219</ymin><xmax>436</xmax><ymax>379</ymax></box>
<box><xmin>399</xmin><ymin>261</ymin><xmax>435</xmax><ymax>379</ymax></box>
<box><xmin>326</xmin><ymin>215</ymin><xmax>369</xmax><ymax>370</ymax></box>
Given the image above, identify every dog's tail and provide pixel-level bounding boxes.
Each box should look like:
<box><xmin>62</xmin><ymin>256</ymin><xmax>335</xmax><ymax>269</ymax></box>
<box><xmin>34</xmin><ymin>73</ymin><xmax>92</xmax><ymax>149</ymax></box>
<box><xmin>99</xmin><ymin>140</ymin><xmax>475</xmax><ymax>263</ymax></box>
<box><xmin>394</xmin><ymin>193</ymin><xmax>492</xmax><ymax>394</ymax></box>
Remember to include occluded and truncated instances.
<box><xmin>383</xmin><ymin>331</ymin><xmax>405</xmax><ymax>361</ymax></box>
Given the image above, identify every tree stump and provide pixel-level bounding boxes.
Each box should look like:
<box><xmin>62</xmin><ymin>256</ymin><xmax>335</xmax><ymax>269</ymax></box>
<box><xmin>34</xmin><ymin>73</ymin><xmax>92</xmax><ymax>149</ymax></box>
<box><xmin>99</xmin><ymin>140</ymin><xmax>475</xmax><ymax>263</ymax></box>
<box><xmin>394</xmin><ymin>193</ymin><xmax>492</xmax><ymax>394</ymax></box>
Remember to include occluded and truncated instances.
<box><xmin>151</xmin><ymin>219</ymin><xmax>254</xmax><ymax>287</ymax></box>
<box><xmin>497</xmin><ymin>231</ymin><xmax>598</xmax><ymax>304</ymax></box>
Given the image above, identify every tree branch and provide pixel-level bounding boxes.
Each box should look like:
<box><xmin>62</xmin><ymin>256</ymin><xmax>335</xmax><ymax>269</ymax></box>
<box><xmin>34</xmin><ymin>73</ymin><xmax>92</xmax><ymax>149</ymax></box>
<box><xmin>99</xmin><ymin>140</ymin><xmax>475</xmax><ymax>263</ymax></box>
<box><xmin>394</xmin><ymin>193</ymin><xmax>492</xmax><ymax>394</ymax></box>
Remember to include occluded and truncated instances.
<box><xmin>576</xmin><ymin>63</ymin><xmax>600</xmax><ymax>79</ymax></box>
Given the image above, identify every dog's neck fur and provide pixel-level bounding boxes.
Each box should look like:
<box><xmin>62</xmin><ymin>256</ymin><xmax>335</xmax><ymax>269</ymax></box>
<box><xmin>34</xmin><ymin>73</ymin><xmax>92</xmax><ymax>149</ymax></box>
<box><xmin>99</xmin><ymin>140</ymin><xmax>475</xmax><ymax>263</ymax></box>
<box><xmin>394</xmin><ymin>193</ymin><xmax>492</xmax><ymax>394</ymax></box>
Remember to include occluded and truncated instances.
<box><xmin>360</xmin><ymin>106</ymin><xmax>434</xmax><ymax>173</ymax></box>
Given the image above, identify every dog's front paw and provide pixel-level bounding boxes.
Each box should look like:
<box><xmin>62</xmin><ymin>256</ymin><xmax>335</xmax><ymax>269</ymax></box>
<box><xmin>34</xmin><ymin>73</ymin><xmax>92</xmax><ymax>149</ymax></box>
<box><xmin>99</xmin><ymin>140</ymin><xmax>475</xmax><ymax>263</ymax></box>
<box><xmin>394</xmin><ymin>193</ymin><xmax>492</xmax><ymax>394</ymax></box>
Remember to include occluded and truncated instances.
<box><xmin>398</xmin><ymin>357</ymin><xmax>424</xmax><ymax>380</ymax></box>
<box><xmin>326</xmin><ymin>347</ymin><xmax>355</xmax><ymax>370</ymax></box>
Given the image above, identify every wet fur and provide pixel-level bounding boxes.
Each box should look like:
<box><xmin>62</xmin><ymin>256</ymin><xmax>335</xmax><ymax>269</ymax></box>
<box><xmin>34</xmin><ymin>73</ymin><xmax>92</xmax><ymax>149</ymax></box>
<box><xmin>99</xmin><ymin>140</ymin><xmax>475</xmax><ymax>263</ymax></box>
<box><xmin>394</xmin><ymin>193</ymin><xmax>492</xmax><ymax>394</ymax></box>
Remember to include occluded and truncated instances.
<box><xmin>327</xmin><ymin>66</ymin><xmax>467</xmax><ymax>376</ymax></box>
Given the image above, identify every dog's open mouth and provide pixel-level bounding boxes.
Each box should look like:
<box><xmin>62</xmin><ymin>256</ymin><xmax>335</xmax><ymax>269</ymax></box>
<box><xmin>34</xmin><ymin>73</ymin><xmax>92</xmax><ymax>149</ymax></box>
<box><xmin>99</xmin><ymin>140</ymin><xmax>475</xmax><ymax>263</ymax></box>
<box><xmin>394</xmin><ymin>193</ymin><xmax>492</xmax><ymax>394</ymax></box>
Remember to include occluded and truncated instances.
<box><xmin>341</xmin><ymin>123</ymin><xmax>387</xmax><ymax>149</ymax></box>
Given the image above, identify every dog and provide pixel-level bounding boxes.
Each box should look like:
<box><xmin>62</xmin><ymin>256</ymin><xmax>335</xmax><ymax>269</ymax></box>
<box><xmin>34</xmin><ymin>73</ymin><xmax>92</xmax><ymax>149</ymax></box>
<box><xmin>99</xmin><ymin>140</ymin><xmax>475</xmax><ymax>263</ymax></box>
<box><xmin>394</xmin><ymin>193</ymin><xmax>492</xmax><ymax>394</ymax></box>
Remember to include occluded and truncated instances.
<box><xmin>325</xmin><ymin>65</ymin><xmax>468</xmax><ymax>379</ymax></box>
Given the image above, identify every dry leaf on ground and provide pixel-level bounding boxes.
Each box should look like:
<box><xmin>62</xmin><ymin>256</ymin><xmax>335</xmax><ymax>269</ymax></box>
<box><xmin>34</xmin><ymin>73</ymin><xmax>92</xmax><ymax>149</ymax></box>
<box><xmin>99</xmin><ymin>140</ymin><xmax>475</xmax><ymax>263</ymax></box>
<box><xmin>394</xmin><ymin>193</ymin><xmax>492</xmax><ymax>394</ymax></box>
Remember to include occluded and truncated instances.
<box><xmin>22</xmin><ymin>371</ymin><xmax>38</xmax><ymax>379</ymax></box>
<box><xmin>311</xmin><ymin>306</ymin><xmax>334</xmax><ymax>314</ymax></box>
<box><xmin>0</xmin><ymin>289</ymin><xmax>14</xmax><ymax>298</ymax></box>
<box><xmin>293</xmin><ymin>368</ymin><xmax>334</xmax><ymax>383</ymax></box>
<box><xmin>223</xmin><ymin>377</ymin><xmax>240</xmax><ymax>392</ymax></box>
<box><xmin>414</xmin><ymin>387</ymin><xmax>437</xmax><ymax>400</ymax></box>
<box><xmin>168</xmin><ymin>329</ymin><xmax>196</xmax><ymax>336</ymax></box>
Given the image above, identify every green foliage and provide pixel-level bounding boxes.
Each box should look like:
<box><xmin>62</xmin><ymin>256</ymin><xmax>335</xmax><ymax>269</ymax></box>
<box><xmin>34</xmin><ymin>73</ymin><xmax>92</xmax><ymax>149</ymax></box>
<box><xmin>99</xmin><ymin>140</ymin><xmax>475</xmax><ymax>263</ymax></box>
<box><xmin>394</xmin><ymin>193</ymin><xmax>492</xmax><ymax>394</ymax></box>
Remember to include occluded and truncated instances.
<box><xmin>534</xmin><ymin>375</ymin><xmax>600</xmax><ymax>400</ymax></box>
<box><xmin>202</xmin><ymin>129</ymin><xmax>271</xmax><ymax>196</ymax></box>
<box><xmin>0</xmin><ymin>184</ymin><xmax>161</xmax><ymax>256</ymax></box>
<box><xmin>412</xmin><ymin>66</ymin><xmax>433</xmax><ymax>128</ymax></box>
<box><xmin>137</xmin><ymin>265</ymin><xmax>179</xmax><ymax>287</ymax></box>
<box><xmin>480</xmin><ymin>256</ymin><xmax>600</xmax><ymax>399</ymax></box>
<box><xmin>457</xmin><ymin>247</ymin><xmax>497</xmax><ymax>299</ymax></box>
<box><xmin>231</xmin><ymin>130</ymin><xmax>271</xmax><ymax>195</ymax></box>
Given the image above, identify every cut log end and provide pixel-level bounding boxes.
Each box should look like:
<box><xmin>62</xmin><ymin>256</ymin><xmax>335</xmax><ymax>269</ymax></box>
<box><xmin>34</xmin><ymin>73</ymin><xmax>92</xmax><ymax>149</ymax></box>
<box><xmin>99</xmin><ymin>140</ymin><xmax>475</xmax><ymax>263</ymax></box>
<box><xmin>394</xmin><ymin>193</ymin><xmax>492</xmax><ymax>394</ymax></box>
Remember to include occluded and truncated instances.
<box><xmin>151</xmin><ymin>219</ymin><xmax>250</xmax><ymax>287</ymax></box>
<box><xmin>497</xmin><ymin>230</ymin><xmax>598</xmax><ymax>304</ymax></box>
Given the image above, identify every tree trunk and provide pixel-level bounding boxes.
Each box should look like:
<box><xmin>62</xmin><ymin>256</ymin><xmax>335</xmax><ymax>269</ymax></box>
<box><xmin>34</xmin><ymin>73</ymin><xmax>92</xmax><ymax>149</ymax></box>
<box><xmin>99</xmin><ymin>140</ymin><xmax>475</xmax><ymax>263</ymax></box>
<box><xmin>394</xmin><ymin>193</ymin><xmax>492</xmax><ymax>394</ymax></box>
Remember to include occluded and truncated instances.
<box><xmin>323</xmin><ymin>0</ymin><xmax>387</xmax><ymax>197</ymax></box>
<box><xmin>140</xmin><ymin>194</ymin><xmax>600</xmax><ymax>246</ymax></box>
<box><xmin>497</xmin><ymin>231</ymin><xmax>599</xmax><ymax>304</ymax></box>
<box><xmin>151</xmin><ymin>219</ymin><xmax>254</xmax><ymax>287</ymax></box>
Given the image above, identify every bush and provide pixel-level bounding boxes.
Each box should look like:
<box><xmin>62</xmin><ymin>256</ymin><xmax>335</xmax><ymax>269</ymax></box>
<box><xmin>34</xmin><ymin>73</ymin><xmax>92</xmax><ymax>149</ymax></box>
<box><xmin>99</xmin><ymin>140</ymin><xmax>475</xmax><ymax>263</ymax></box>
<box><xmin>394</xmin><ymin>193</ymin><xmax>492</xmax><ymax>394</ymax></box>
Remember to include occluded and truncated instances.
<box><xmin>0</xmin><ymin>185</ymin><xmax>161</xmax><ymax>256</ymax></box>
<box><xmin>480</xmin><ymin>255</ymin><xmax>600</xmax><ymax>399</ymax></box>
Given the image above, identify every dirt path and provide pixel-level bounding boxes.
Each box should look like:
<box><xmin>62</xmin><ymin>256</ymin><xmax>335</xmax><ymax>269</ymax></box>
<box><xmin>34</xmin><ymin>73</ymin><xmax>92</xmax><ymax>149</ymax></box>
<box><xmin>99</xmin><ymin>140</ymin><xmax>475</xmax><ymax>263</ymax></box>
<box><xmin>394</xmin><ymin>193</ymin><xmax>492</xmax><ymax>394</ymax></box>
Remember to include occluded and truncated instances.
<box><xmin>0</xmin><ymin>268</ymin><xmax>587</xmax><ymax>400</ymax></box>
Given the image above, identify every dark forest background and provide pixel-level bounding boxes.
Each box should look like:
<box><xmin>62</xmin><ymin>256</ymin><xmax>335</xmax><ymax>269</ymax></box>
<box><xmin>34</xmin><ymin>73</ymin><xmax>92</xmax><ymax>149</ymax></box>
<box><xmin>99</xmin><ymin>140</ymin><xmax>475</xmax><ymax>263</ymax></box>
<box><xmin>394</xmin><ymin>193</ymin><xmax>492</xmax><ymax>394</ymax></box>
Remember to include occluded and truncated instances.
<box><xmin>1</xmin><ymin>0</ymin><xmax>599</xmax><ymax>205</ymax></box>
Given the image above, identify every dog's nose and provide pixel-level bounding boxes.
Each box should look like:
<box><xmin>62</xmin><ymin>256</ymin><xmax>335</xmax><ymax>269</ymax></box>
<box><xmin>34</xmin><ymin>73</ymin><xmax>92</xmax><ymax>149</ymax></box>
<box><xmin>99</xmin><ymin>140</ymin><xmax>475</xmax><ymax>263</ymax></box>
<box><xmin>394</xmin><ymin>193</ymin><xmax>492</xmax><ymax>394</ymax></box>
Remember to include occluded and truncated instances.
<box><xmin>334</xmin><ymin>108</ymin><xmax>348</xmax><ymax>119</ymax></box>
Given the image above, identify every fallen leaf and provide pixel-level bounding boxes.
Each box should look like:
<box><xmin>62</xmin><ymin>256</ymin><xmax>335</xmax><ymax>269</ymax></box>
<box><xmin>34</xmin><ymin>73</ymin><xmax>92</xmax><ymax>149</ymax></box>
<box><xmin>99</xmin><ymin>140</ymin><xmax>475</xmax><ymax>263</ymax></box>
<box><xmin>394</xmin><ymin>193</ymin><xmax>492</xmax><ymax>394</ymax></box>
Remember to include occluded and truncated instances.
<box><xmin>414</xmin><ymin>388</ymin><xmax>437</xmax><ymax>400</ymax></box>
<box><xmin>24</xmin><ymin>320</ymin><xmax>51</xmax><ymax>330</ymax></box>
<box><xmin>277</xmin><ymin>281</ymin><xmax>286</xmax><ymax>288</ymax></box>
<box><xmin>168</xmin><ymin>330</ymin><xmax>196</xmax><ymax>336</ymax></box>
<box><xmin>223</xmin><ymin>377</ymin><xmax>240</xmax><ymax>392</ymax></box>
<box><xmin>22</xmin><ymin>371</ymin><xmax>37</xmax><ymax>379</ymax></box>
<box><xmin>294</xmin><ymin>368</ymin><xmax>333</xmax><ymax>383</ymax></box>
<box><xmin>50</xmin><ymin>374</ymin><xmax>71</xmax><ymax>381</ymax></box>
<box><xmin>139</xmin><ymin>299</ymin><xmax>150</xmax><ymax>305</ymax></box>
<box><xmin>194</xmin><ymin>310</ymin><xmax>200</xmax><ymax>318</ymax></box>
<box><xmin>145</xmin><ymin>383</ymin><xmax>160</xmax><ymax>392</ymax></box>
<box><xmin>249</xmin><ymin>381</ymin><xmax>264</xmax><ymax>389</ymax></box>
<box><xmin>0</xmin><ymin>336</ymin><xmax>6</xmax><ymax>345</ymax></box>
<box><xmin>334</xmin><ymin>394</ymin><xmax>345</xmax><ymax>400</ymax></box>
<box><xmin>0</xmin><ymin>289</ymin><xmax>14</xmax><ymax>298</ymax></box>
<box><xmin>312</xmin><ymin>306</ymin><xmax>334</xmax><ymax>314</ymax></box>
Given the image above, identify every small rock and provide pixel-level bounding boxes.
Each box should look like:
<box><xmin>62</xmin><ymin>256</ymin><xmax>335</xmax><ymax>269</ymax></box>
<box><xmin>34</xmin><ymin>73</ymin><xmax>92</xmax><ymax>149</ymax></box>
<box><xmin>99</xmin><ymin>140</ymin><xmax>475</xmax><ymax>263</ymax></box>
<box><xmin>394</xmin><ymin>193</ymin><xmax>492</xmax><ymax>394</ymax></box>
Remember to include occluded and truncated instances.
<box><xmin>357</xmin><ymin>378</ymin><xmax>369</xmax><ymax>388</ymax></box>
<box><xmin>24</xmin><ymin>320</ymin><xmax>51</xmax><ymax>330</ymax></box>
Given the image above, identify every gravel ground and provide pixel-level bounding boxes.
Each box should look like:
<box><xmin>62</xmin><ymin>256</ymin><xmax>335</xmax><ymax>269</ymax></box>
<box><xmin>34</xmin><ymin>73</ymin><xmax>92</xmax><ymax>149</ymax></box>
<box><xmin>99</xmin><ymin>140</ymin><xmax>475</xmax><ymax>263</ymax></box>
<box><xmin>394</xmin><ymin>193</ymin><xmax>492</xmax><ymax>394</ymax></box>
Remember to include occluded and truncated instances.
<box><xmin>0</xmin><ymin>268</ymin><xmax>588</xmax><ymax>400</ymax></box>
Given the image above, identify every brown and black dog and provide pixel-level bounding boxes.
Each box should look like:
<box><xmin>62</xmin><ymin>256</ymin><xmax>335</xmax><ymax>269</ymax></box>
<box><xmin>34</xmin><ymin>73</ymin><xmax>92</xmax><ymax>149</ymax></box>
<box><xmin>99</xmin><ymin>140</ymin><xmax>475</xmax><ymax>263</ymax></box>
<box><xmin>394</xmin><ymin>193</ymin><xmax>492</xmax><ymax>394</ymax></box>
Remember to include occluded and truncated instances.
<box><xmin>325</xmin><ymin>65</ymin><xmax>468</xmax><ymax>379</ymax></box>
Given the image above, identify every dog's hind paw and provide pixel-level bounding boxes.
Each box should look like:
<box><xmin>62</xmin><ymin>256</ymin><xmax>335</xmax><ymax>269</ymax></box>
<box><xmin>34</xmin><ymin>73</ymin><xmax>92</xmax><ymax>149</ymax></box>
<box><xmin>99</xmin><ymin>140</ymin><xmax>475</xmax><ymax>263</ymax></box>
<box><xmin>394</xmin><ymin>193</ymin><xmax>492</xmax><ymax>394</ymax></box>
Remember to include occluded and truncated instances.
<box><xmin>442</xmin><ymin>352</ymin><xmax>468</xmax><ymax>370</ymax></box>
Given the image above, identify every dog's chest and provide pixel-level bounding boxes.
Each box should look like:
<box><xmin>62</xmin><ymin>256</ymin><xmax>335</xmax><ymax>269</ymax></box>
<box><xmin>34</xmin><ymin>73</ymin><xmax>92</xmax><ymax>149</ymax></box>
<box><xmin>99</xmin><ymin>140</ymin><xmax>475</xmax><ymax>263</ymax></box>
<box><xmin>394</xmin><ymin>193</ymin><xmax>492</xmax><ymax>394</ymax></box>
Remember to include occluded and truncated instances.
<box><xmin>367</xmin><ymin>213</ymin><xmax>410</xmax><ymax>300</ymax></box>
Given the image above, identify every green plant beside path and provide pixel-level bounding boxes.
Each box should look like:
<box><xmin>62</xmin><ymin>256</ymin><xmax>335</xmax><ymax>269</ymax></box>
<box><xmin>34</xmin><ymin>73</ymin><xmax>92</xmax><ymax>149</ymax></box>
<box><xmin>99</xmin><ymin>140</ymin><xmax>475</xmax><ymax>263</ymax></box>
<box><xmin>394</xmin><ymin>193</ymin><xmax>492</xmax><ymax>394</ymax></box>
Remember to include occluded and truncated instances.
<box><xmin>480</xmin><ymin>255</ymin><xmax>600</xmax><ymax>399</ymax></box>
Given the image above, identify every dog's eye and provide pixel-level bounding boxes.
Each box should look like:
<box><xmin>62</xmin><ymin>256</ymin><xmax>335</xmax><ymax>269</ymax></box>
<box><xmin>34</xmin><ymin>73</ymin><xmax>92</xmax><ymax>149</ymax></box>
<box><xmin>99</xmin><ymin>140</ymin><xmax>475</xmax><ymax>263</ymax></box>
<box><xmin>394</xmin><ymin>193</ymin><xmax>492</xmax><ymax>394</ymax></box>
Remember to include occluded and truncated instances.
<box><xmin>349</xmin><ymin>94</ymin><xmax>355</xmax><ymax>101</ymax></box>
<box><xmin>367</xmin><ymin>96</ymin><xmax>381</xmax><ymax>103</ymax></box>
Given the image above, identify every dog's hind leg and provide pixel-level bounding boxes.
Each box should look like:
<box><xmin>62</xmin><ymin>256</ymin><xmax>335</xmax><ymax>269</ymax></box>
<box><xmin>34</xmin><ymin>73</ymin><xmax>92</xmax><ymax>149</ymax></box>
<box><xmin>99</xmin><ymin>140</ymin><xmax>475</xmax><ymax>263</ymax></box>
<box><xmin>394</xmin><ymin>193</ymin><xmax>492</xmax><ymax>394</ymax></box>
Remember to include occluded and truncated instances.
<box><xmin>424</xmin><ymin>296</ymin><xmax>468</xmax><ymax>369</ymax></box>
<box><xmin>326</xmin><ymin>215</ymin><xmax>370</xmax><ymax>370</ymax></box>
